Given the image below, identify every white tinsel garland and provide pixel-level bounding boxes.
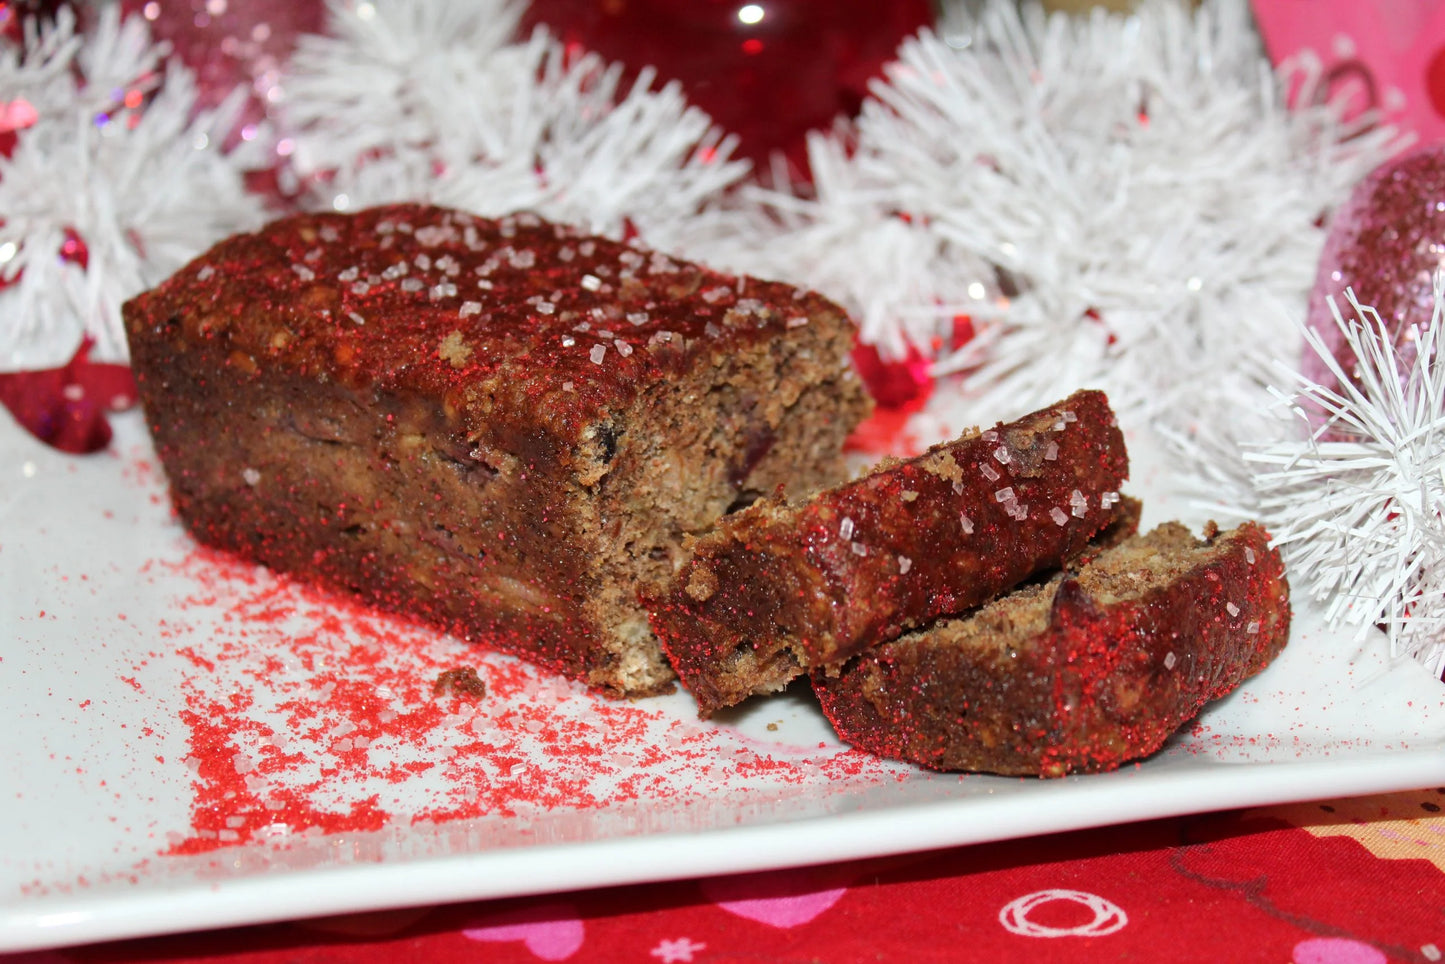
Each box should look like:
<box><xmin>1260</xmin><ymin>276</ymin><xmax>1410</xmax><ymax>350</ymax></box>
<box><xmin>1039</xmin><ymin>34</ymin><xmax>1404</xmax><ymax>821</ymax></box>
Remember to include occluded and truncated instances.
<box><xmin>0</xmin><ymin>5</ymin><xmax>266</xmax><ymax>370</ymax></box>
<box><xmin>1169</xmin><ymin>280</ymin><xmax>1445</xmax><ymax>679</ymax></box>
<box><xmin>696</xmin><ymin>0</ymin><xmax>1403</xmax><ymax>427</ymax></box>
<box><xmin>0</xmin><ymin>0</ymin><xmax>1434</xmax><ymax>684</ymax></box>
<box><xmin>281</xmin><ymin>0</ymin><xmax>752</xmax><ymax>252</ymax></box>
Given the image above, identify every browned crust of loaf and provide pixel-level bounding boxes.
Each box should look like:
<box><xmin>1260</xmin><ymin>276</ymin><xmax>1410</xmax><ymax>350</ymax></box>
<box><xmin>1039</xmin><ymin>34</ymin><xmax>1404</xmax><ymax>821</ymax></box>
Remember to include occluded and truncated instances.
<box><xmin>122</xmin><ymin>204</ymin><xmax>870</xmax><ymax>697</ymax></box>
<box><xmin>122</xmin><ymin>205</ymin><xmax>858</xmax><ymax>465</ymax></box>
<box><xmin>811</xmin><ymin>522</ymin><xmax>1291</xmax><ymax>776</ymax></box>
<box><xmin>649</xmin><ymin>390</ymin><xmax>1130</xmax><ymax>716</ymax></box>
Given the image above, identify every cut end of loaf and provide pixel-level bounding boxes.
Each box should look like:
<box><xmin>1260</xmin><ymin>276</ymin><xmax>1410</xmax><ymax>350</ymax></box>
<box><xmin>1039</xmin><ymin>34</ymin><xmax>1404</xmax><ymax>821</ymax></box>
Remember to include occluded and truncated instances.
<box><xmin>651</xmin><ymin>390</ymin><xmax>1132</xmax><ymax>715</ymax></box>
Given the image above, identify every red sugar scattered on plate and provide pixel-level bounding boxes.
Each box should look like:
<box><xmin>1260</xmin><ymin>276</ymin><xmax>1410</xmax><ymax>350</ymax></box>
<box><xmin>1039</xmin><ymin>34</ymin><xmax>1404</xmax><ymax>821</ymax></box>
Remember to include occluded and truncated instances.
<box><xmin>156</xmin><ymin>547</ymin><xmax>902</xmax><ymax>854</ymax></box>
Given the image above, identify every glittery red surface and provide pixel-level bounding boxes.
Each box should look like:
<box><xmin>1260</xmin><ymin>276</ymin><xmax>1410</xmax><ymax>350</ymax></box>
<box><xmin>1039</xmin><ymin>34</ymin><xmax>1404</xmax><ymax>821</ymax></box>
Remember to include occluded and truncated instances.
<box><xmin>813</xmin><ymin>523</ymin><xmax>1292</xmax><ymax>777</ymax></box>
<box><xmin>123</xmin><ymin>204</ymin><xmax>847</xmax><ymax>447</ymax></box>
<box><xmin>120</xmin><ymin>0</ymin><xmax>325</xmax><ymax>154</ymax></box>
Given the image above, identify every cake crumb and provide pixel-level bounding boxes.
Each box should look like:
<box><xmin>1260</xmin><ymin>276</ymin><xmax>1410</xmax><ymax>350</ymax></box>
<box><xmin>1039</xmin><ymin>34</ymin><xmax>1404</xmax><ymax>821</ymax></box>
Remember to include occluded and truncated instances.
<box><xmin>685</xmin><ymin>566</ymin><xmax>719</xmax><ymax>602</ymax></box>
<box><xmin>919</xmin><ymin>449</ymin><xmax>964</xmax><ymax>484</ymax></box>
<box><xmin>437</xmin><ymin>330</ymin><xmax>473</xmax><ymax>368</ymax></box>
<box><xmin>433</xmin><ymin>666</ymin><xmax>488</xmax><ymax>700</ymax></box>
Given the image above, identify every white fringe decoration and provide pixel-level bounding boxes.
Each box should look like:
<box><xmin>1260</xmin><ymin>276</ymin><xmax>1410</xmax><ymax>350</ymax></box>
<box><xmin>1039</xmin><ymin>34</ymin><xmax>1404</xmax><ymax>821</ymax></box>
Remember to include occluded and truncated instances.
<box><xmin>0</xmin><ymin>5</ymin><xmax>266</xmax><ymax>370</ymax></box>
<box><xmin>697</xmin><ymin>0</ymin><xmax>1402</xmax><ymax>426</ymax></box>
<box><xmin>281</xmin><ymin>0</ymin><xmax>752</xmax><ymax>252</ymax></box>
<box><xmin>1177</xmin><ymin>278</ymin><xmax>1445</xmax><ymax>679</ymax></box>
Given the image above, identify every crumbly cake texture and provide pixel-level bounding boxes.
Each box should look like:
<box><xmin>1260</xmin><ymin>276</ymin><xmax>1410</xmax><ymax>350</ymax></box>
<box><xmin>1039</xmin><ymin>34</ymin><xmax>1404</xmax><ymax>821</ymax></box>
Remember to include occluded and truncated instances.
<box><xmin>122</xmin><ymin>204</ymin><xmax>870</xmax><ymax>697</ymax></box>
<box><xmin>812</xmin><ymin>521</ymin><xmax>1291</xmax><ymax>777</ymax></box>
<box><xmin>649</xmin><ymin>390</ymin><xmax>1131</xmax><ymax>716</ymax></box>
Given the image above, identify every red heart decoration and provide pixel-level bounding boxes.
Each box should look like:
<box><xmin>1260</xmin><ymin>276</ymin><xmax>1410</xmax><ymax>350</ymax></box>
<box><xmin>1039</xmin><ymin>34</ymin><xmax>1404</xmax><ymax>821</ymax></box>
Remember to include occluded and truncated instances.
<box><xmin>0</xmin><ymin>338</ymin><xmax>137</xmax><ymax>454</ymax></box>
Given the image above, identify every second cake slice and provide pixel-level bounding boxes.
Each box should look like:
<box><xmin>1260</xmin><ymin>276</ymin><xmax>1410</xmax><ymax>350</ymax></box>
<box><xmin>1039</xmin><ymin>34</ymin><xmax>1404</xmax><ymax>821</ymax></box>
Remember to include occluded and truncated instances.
<box><xmin>811</xmin><ymin>521</ymin><xmax>1291</xmax><ymax>776</ymax></box>
<box><xmin>649</xmin><ymin>390</ymin><xmax>1131</xmax><ymax>715</ymax></box>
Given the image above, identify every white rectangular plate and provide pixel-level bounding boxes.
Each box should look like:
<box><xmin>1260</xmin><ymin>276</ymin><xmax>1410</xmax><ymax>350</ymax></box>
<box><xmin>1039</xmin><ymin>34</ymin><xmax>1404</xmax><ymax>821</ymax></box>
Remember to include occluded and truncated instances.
<box><xmin>2</xmin><ymin>410</ymin><xmax>1443</xmax><ymax>952</ymax></box>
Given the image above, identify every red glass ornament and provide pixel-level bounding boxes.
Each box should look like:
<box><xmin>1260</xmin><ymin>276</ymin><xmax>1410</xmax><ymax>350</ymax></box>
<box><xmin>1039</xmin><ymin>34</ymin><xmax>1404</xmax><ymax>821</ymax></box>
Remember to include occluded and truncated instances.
<box><xmin>845</xmin><ymin>339</ymin><xmax>932</xmax><ymax>458</ymax></box>
<box><xmin>1305</xmin><ymin>145</ymin><xmax>1445</xmax><ymax>418</ymax></box>
<box><xmin>850</xmin><ymin>313</ymin><xmax>974</xmax><ymax>409</ymax></box>
<box><xmin>120</xmin><ymin>0</ymin><xmax>325</xmax><ymax>151</ymax></box>
<box><xmin>0</xmin><ymin>338</ymin><xmax>137</xmax><ymax>454</ymax></box>
<box><xmin>520</xmin><ymin>0</ymin><xmax>933</xmax><ymax>176</ymax></box>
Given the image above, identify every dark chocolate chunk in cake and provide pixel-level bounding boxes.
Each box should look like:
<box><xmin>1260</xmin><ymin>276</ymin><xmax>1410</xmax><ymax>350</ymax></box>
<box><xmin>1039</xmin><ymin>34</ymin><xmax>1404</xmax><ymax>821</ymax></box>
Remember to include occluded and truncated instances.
<box><xmin>122</xmin><ymin>204</ymin><xmax>871</xmax><ymax>696</ymax></box>
<box><xmin>648</xmin><ymin>390</ymin><xmax>1130</xmax><ymax>715</ymax></box>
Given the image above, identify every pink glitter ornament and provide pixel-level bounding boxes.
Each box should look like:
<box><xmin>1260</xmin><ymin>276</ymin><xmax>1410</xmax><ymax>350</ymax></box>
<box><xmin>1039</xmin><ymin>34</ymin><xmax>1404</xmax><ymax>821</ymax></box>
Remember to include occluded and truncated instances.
<box><xmin>1305</xmin><ymin>145</ymin><xmax>1445</xmax><ymax>404</ymax></box>
<box><xmin>520</xmin><ymin>0</ymin><xmax>933</xmax><ymax>177</ymax></box>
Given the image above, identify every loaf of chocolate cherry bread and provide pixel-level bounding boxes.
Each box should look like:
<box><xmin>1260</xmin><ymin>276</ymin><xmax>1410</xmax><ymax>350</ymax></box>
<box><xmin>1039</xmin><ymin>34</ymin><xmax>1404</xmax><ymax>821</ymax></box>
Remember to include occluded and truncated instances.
<box><xmin>122</xmin><ymin>204</ymin><xmax>871</xmax><ymax>696</ymax></box>
<box><xmin>648</xmin><ymin>390</ymin><xmax>1131</xmax><ymax>715</ymax></box>
<box><xmin>812</xmin><ymin>521</ymin><xmax>1290</xmax><ymax>776</ymax></box>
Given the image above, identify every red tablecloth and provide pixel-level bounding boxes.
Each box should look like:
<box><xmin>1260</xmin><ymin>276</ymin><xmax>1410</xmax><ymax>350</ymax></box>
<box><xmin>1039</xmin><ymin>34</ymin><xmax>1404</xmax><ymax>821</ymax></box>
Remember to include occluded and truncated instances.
<box><xmin>11</xmin><ymin>788</ymin><xmax>1441</xmax><ymax>964</ymax></box>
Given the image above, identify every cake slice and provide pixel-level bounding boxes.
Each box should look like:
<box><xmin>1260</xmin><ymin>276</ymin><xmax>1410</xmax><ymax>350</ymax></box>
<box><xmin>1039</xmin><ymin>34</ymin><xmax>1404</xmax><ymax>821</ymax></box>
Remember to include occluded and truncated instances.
<box><xmin>648</xmin><ymin>390</ymin><xmax>1131</xmax><ymax>715</ymax></box>
<box><xmin>812</xmin><ymin>521</ymin><xmax>1290</xmax><ymax>776</ymax></box>
<box><xmin>122</xmin><ymin>204</ymin><xmax>871</xmax><ymax>696</ymax></box>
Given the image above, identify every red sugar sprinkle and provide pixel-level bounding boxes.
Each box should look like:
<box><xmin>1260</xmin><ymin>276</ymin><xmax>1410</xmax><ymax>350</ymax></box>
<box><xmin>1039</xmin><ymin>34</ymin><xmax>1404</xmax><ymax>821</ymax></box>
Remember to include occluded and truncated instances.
<box><xmin>156</xmin><ymin>547</ymin><xmax>903</xmax><ymax>855</ymax></box>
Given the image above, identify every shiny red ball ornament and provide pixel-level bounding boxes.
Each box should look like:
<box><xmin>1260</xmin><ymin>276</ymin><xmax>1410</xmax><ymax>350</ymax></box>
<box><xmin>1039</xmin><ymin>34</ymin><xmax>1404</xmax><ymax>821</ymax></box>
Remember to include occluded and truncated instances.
<box><xmin>1305</xmin><ymin>145</ymin><xmax>1445</xmax><ymax>415</ymax></box>
<box><xmin>520</xmin><ymin>0</ymin><xmax>933</xmax><ymax>177</ymax></box>
<box><xmin>844</xmin><ymin>339</ymin><xmax>933</xmax><ymax>457</ymax></box>
<box><xmin>851</xmin><ymin>313</ymin><xmax>974</xmax><ymax>409</ymax></box>
<box><xmin>120</xmin><ymin>0</ymin><xmax>325</xmax><ymax>150</ymax></box>
<box><xmin>844</xmin><ymin>314</ymin><xmax>977</xmax><ymax>457</ymax></box>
